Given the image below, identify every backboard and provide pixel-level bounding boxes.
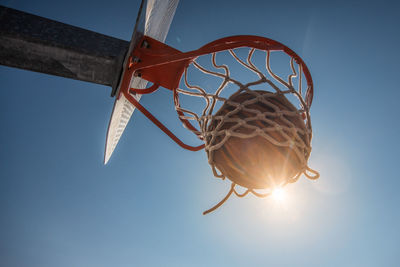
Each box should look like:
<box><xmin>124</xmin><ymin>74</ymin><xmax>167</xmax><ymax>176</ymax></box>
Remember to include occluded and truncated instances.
<box><xmin>104</xmin><ymin>0</ymin><xmax>179</xmax><ymax>164</ymax></box>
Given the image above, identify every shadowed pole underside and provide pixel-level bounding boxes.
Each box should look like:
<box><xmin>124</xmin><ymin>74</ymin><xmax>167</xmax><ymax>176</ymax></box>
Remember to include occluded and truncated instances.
<box><xmin>0</xmin><ymin>5</ymin><xmax>129</xmax><ymax>94</ymax></box>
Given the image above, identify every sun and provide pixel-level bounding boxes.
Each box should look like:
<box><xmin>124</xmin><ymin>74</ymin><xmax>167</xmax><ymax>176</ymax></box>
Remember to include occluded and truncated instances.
<box><xmin>271</xmin><ymin>187</ymin><xmax>286</xmax><ymax>202</ymax></box>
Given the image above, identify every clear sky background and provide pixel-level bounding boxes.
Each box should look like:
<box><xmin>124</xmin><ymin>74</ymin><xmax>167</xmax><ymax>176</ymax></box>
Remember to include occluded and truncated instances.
<box><xmin>1</xmin><ymin>0</ymin><xmax>400</xmax><ymax>266</ymax></box>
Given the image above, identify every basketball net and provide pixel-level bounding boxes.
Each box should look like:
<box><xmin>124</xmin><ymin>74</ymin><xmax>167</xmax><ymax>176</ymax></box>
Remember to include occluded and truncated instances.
<box><xmin>173</xmin><ymin>48</ymin><xmax>319</xmax><ymax>214</ymax></box>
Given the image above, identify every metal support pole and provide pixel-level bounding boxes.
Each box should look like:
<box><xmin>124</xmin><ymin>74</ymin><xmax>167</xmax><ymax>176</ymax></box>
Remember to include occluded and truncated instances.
<box><xmin>0</xmin><ymin>5</ymin><xmax>130</xmax><ymax>93</ymax></box>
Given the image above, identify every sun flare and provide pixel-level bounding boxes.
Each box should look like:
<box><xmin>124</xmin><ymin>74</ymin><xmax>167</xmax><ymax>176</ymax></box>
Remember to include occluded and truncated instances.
<box><xmin>271</xmin><ymin>187</ymin><xmax>286</xmax><ymax>202</ymax></box>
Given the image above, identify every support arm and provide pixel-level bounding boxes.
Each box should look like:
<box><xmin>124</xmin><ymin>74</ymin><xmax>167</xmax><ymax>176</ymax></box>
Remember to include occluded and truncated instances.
<box><xmin>0</xmin><ymin>5</ymin><xmax>129</xmax><ymax>92</ymax></box>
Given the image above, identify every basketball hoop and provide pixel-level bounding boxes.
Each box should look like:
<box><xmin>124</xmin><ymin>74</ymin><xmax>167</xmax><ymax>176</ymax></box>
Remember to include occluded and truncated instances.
<box><xmin>118</xmin><ymin>35</ymin><xmax>319</xmax><ymax>214</ymax></box>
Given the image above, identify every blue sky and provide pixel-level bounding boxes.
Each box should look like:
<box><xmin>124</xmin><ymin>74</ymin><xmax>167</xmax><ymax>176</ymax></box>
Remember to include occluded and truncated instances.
<box><xmin>1</xmin><ymin>0</ymin><xmax>400</xmax><ymax>266</ymax></box>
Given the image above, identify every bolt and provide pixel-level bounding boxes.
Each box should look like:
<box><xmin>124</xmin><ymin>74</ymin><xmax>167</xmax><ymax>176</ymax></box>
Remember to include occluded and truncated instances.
<box><xmin>132</xmin><ymin>57</ymin><xmax>141</xmax><ymax>63</ymax></box>
<box><xmin>141</xmin><ymin>40</ymin><xmax>150</xmax><ymax>48</ymax></box>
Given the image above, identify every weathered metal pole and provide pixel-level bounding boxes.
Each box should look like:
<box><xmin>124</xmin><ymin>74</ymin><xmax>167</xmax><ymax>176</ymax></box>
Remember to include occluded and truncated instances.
<box><xmin>0</xmin><ymin>5</ymin><xmax>129</xmax><ymax>94</ymax></box>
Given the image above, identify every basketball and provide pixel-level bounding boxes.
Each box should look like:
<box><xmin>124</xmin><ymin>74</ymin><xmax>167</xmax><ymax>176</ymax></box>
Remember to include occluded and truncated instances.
<box><xmin>207</xmin><ymin>90</ymin><xmax>309</xmax><ymax>189</ymax></box>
